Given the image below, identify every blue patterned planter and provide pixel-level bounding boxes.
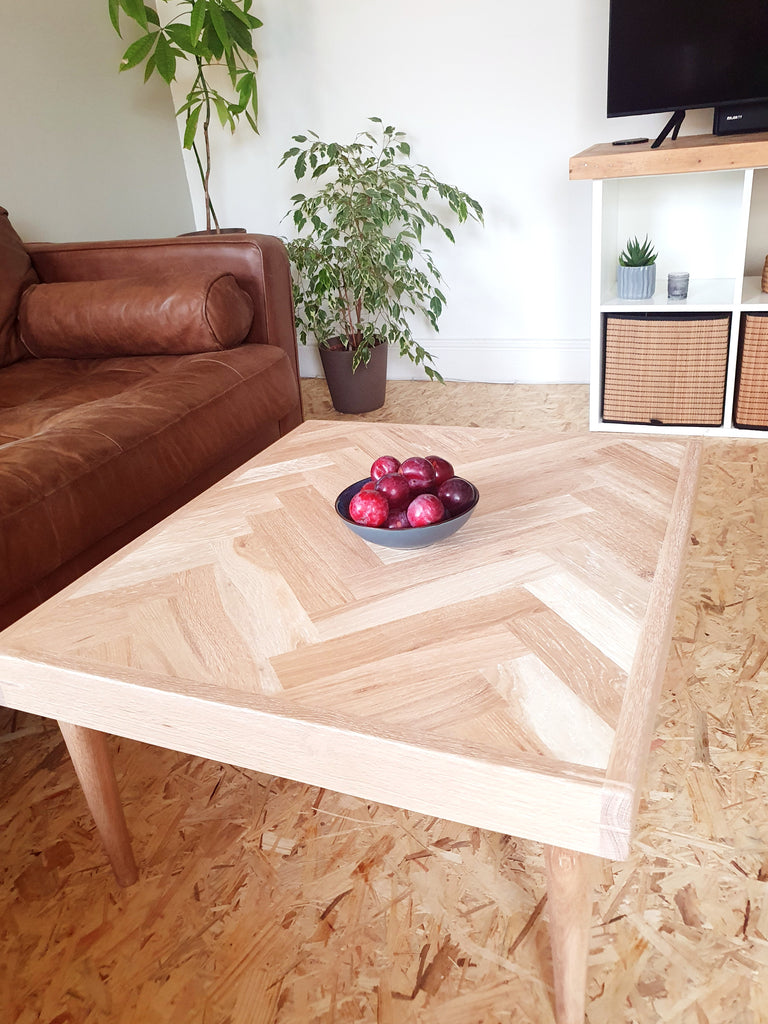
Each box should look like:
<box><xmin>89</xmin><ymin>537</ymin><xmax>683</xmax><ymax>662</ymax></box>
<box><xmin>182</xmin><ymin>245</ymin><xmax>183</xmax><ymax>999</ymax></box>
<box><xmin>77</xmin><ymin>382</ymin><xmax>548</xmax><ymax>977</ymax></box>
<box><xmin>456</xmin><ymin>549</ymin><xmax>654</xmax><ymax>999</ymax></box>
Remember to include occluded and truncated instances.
<box><xmin>617</xmin><ymin>264</ymin><xmax>656</xmax><ymax>300</ymax></box>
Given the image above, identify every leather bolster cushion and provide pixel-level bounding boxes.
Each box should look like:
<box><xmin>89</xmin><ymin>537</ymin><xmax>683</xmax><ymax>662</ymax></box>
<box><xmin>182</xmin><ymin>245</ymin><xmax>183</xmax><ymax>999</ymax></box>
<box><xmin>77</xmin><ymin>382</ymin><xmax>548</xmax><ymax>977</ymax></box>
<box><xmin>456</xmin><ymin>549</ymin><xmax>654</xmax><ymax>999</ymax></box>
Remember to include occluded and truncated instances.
<box><xmin>18</xmin><ymin>271</ymin><xmax>254</xmax><ymax>358</ymax></box>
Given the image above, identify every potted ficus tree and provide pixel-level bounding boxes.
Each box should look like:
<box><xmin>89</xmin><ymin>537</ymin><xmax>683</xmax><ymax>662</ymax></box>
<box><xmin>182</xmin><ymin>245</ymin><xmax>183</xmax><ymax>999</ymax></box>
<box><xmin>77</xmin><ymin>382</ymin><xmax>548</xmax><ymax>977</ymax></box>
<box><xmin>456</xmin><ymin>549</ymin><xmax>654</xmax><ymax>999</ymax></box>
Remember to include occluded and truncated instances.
<box><xmin>617</xmin><ymin>234</ymin><xmax>658</xmax><ymax>300</ymax></box>
<box><xmin>280</xmin><ymin>118</ymin><xmax>484</xmax><ymax>413</ymax></box>
<box><xmin>108</xmin><ymin>0</ymin><xmax>261</xmax><ymax>232</ymax></box>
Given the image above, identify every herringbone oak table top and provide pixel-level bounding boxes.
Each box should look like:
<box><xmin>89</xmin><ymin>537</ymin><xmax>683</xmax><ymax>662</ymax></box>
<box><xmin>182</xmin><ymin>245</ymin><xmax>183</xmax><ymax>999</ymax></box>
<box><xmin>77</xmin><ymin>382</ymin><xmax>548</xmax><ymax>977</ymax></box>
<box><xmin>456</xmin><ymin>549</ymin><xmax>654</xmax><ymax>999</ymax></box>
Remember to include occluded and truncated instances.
<box><xmin>0</xmin><ymin>420</ymin><xmax>701</xmax><ymax>859</ymax></box>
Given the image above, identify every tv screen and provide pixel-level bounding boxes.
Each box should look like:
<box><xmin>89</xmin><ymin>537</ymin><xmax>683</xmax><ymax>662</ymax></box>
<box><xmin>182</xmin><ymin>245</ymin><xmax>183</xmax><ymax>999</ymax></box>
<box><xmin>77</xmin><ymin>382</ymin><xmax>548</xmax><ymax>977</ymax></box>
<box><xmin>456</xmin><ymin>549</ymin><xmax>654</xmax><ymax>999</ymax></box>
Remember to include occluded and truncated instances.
<box><xmin>607</xmin><ymin>0</ymin><xmax>768</xmax><ymax>118</ymax></box>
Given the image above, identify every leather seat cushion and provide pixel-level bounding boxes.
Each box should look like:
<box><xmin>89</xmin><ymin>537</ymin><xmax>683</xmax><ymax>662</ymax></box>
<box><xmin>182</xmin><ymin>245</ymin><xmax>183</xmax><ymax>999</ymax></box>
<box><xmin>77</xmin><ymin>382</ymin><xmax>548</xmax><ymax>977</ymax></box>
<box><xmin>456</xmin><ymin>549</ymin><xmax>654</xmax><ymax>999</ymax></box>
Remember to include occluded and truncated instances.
<box><xmin>0</xmin><ymin>344</ymin><xmax>300</xmax><ymax>606</ymax></box>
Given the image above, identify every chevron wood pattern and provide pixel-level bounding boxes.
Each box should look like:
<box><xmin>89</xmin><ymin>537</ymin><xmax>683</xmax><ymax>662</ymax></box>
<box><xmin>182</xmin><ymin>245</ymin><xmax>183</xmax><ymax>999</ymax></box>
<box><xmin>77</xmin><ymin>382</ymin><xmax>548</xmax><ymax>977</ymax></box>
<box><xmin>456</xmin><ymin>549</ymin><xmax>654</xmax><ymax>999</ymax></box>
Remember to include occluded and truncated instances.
<box><xmin>0</xmin><ymin>421</ymin><xmax>700</xmax><ymax>868</ymax></box>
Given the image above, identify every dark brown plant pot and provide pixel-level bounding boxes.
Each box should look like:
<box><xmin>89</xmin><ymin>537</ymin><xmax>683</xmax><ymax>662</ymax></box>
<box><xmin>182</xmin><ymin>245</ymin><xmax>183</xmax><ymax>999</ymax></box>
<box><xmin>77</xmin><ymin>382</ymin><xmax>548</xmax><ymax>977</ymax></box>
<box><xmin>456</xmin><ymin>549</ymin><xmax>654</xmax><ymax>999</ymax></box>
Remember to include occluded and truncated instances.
<box><xmin>319</xmin><ymin>338</ymin><xmax>388</xmax><ymax>414</ymax></box>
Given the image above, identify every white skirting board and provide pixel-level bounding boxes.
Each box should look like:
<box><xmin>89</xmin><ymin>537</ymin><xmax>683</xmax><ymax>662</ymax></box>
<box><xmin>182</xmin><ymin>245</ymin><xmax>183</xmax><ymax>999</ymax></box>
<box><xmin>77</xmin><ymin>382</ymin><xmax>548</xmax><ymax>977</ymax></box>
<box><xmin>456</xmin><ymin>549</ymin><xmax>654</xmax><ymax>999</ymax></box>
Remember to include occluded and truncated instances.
<box><xmin>298</xmin><ymin>339</ymin><xmax>590</xmax><ymax>385</ymax></box>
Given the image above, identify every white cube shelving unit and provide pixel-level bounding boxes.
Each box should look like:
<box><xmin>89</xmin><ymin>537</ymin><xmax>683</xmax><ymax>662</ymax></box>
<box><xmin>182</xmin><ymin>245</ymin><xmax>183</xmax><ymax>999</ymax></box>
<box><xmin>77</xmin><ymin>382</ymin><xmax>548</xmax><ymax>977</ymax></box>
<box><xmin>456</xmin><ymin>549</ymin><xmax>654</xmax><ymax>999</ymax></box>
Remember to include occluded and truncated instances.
<box><xmin>570</xmin><ymin>132</ymin><xmax>768</xmax><ymax>437</ymax></box>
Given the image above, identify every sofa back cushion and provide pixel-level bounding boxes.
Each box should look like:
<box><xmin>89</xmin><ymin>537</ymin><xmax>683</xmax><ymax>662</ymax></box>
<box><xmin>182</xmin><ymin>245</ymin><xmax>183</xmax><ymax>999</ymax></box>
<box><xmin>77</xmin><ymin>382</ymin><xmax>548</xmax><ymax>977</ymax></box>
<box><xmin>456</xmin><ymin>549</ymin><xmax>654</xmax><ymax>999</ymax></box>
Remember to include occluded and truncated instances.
<box><xmin>0</xmin><ymin>207</ymin><xmax>38</xmax><ymax>367</ymax></box>
<box><xmin>18</xmin><ymin>271</ymin><xmax>255</xmax><ymax>358</ymax></box>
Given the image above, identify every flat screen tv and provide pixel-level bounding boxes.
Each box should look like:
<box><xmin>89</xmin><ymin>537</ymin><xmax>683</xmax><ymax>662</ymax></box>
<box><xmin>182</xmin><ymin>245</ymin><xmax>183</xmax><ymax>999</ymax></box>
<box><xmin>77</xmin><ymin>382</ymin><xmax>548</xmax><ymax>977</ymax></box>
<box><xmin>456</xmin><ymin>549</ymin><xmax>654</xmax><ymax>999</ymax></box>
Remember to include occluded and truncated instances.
<box><xmin>607</xmin><ymin>0</ymin><xmax>768</xmax><ymax>141</ymax></box>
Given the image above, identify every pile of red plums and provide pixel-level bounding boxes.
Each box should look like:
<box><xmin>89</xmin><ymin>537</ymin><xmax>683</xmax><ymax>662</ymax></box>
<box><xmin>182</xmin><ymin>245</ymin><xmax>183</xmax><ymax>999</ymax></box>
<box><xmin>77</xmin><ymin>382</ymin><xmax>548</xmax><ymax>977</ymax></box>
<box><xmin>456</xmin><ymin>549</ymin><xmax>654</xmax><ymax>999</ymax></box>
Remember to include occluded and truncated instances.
<box><xmin>347</xmin><ymin>454</ymin><xmax>477</xmax><ymax>530</ymax></box>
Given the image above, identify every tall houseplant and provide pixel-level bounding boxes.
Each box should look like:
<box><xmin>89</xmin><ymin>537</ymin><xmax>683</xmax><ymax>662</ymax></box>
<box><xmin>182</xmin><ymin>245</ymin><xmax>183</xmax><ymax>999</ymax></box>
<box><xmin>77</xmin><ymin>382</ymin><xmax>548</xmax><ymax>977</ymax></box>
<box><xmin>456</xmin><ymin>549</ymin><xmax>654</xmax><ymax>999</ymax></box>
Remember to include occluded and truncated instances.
<box><xmin>109</xmin><ymin>0</ymin><xmax>262</xmax><ymax>232</ymax></box>
<box><xmin>281</xmin><ymin>119</ymin><xmax>483</xmax><ymax>411</ymax></box>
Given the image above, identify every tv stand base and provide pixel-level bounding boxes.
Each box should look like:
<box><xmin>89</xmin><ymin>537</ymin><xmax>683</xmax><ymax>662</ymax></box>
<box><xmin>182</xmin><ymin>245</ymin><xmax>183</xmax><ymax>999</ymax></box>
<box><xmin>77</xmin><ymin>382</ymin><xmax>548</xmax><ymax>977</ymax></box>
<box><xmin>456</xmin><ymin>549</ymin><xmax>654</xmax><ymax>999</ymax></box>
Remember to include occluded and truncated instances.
<box><xmin>652</xmin><ymin>110</ymin><xmax>686</xmax><ymax>149</ymax></box>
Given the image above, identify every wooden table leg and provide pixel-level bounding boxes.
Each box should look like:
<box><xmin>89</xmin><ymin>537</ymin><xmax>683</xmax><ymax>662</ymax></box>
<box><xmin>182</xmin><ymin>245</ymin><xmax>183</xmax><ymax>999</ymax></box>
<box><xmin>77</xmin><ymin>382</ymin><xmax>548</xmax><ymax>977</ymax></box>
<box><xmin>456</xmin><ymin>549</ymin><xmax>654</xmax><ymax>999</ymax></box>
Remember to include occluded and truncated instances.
<box><xmin>544</xmin><ymin>845</ymin><xmax>596</xmax><ymax>1024</ymax></box>
<box><xmin>57</xmin><ymin>721</ymin><xmax>138</xmax><ymax>887</ymax></box>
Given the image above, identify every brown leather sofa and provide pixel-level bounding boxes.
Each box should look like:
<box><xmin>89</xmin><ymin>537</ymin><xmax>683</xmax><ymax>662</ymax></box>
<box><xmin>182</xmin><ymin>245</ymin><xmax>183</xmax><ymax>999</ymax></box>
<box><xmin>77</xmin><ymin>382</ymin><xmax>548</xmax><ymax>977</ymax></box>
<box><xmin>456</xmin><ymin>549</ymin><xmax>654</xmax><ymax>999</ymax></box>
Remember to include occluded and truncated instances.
<box><xmin>0</xmin><ymin>208</ymin><xmax>303</xmax><ymax>629</ymax></box>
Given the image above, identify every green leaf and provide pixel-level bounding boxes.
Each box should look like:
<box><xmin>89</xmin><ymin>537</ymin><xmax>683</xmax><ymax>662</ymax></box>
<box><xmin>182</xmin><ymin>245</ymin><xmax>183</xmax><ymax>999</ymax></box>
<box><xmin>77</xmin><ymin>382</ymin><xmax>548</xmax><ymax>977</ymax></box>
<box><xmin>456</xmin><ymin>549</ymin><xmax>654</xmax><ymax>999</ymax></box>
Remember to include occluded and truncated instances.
<box><xmin>183</xmin><ymin>104</ymin><xmax>202</xmax><ymax>149</ymax></box>
<box><xmin>119</xmin><ymin>32</ymin><xmax>156</xmax><ymax>72</ymax></box>
<box><xmin>221</xmin><ymin>0</ymin><xmax>254</xmax><ymax>28</ymax></box>
<box><xmin>143</xmin><ymin>51</ymin><xmax>156</xmax><ymax>82</ymax></box>
<box><xmin>190</xmin><ymin>0</ymin><xmax>207</xmax><ymax>43</ymax></box>
<box><xmin>165</xmin><ymin>22</ymin><xmax>193</xmax><ymax>53</ymax></box>
<box><xmin>236</xmin><ymin>72</ymin><xmax>253</xmax><ymax>103</ymax></box>
<box><xmin>208</xmin><ymin>3</ymin><xmax>229</xmax><ymax>49</ymax></box>
<box><xmin>294</xmin><ymin>151</ymin><xmax>307</xmax><ymax>180</ymax></box>
<box><xmin>120</xmin><ymin>0</ymin><xmax>148</xmax><ymax>30</ymax></box>
<box><xmin>222</xmin><ymin>10</ymin><xmax>254</xmax><ymax>51</ymax></box>
<box><xmin>224</xmin><ymin>41</ymin><xmax>237</xmax><ymax>81</ymax></box>
<box><xmin>202</xmin><ymin>22</ymin><xmax>224</xmax><ymax>58</ymax></box>
<box><xmin>279</xmin><ymin>147</ymin><xmax>299</xmax><ymax>167</ymax></box>
<box><xmin>213</xmin><ymin>93</ymin><xmax>234</xmax><ymax>129</ymax></box>
<box><xmin>108</xmin><ymin>0</ymin><xmax>121</xmax><ymax>35</ymax></box>
<box><xmin>250</xmin><ymin>76</ymin><xmax>260</xmax><ymax>120</ymax></box>
<box><xmin>153</xmin><ymin>33</ymin><xmax>177</xmax><ymax>82</ymax></box>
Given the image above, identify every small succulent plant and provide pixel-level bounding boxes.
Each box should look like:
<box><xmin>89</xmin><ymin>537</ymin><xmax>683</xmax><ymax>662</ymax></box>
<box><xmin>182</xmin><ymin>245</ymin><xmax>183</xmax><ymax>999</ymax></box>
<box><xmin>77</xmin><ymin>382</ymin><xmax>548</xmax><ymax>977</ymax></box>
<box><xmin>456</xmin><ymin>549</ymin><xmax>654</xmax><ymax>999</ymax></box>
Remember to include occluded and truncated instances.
<box><xmin>619</xmin><ymin>235</ymin><xmax>657</xmax><ymax>267</ymax></box>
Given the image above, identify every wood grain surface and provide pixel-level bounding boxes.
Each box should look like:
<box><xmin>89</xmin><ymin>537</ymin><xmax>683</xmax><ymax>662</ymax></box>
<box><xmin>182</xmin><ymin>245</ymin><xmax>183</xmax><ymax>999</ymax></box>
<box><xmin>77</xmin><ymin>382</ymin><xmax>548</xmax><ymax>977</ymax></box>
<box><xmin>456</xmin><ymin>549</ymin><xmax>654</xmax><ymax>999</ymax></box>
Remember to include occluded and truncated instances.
<box><xmin>0</xmin><ymin>421</ymin><xmax>700</xmax><ymax>861</ymax></box>
<box><xmin>569</xmin><ymin>132</ymin><xmax>768</xmax><ymax>180</ymax></box>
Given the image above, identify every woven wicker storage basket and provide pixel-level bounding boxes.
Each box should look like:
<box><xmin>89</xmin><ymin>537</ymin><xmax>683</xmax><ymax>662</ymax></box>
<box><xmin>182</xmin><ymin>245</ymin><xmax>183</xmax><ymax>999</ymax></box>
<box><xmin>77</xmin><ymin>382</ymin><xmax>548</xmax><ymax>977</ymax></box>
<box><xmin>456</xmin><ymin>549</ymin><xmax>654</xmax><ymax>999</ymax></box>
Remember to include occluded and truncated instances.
<box><xmin>602</xmin><ymin>315</ymin><xmax>730</xmax><ymax>426</ymax></box>
<box><xmin>734</xmin><ymin>313</ymin><xmax>768</xmax><ymax>428</ymax></box>
<box><xmin>762</xmin><ymin>256</ymin><xmax>768</xmax><ymax>294</ymax></box>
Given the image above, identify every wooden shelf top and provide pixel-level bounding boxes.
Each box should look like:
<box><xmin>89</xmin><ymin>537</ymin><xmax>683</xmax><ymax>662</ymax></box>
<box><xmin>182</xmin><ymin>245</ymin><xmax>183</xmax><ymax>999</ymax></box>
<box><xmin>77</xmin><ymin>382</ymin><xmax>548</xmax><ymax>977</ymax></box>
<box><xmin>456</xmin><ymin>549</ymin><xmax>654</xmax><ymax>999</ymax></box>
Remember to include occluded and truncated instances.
<box><xmin>570</xmin><ymin>131</ymin><xmax>768</xmax><ymax>180</ymax></box>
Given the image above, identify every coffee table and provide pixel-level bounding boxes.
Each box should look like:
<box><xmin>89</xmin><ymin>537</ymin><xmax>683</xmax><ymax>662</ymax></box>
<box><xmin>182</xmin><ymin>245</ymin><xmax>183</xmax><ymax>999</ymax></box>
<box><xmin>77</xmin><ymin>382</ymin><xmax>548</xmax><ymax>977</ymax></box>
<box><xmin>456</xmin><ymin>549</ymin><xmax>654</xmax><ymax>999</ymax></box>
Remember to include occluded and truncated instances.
<box><xmin>0</xmin><ymin>421</ymin><xmax>701</xmax><ymax>1024</ymax></box>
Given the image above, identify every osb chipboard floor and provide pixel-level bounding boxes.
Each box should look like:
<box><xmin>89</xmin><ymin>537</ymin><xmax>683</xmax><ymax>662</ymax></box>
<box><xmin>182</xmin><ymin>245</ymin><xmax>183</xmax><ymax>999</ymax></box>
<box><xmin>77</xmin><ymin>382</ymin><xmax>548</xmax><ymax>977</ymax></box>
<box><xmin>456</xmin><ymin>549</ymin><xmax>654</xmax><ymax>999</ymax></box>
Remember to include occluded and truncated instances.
<box><xmin>1</xmin><ymin>379</ymin><xmax>767</xmax><ymax>1024</ymax></box>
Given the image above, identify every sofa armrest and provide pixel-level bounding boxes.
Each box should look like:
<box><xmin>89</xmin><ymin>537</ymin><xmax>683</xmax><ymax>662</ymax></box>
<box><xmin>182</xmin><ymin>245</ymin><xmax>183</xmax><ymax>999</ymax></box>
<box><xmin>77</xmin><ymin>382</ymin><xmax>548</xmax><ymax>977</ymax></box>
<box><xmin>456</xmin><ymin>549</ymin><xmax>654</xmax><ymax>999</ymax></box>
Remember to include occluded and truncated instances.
<box><xmin>25</xmin><ymin>233</ymin><xmax>300</xmax><ymax>382</ymax></box>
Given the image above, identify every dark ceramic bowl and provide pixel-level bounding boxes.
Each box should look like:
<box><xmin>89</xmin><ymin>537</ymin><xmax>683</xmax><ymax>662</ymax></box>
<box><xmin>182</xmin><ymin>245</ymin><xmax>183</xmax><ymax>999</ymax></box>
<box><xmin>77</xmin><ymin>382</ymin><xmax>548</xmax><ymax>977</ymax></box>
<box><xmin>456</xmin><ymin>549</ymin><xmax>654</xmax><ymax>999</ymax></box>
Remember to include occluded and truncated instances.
<box><xmin>334</xmin><ymin>478</ymin><xmax>480</xmax><ymax>549</ymax></box>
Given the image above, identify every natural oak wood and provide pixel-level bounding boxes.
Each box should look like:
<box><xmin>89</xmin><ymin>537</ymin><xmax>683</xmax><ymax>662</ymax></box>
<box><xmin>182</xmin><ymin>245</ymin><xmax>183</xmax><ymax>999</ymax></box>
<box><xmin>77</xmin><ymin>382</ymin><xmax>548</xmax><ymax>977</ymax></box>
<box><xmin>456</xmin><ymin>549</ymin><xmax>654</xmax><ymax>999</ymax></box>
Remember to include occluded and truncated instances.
<box><xmin>56</xmin><ymin>721</ymin><xmax>138</xmax><ymax>887</ymax></box>
<box><xmin>0</xmin><ymin>420</ymin><xmax>701</xmax><ymax>1023</ymax></box>
<box><xmin>545</xmin><ymin>845</ymin><xmax>596</xmax><ymax>1024</ymax></box>
<box><xmin>0</xmin><ymin>423</ymin><xmax>701</xmax><ymax>858</ymax></box>
<box><xmin>569</xmin><ymin>131</ymin><xmax>768</xmax><ymax>180</ymax></box>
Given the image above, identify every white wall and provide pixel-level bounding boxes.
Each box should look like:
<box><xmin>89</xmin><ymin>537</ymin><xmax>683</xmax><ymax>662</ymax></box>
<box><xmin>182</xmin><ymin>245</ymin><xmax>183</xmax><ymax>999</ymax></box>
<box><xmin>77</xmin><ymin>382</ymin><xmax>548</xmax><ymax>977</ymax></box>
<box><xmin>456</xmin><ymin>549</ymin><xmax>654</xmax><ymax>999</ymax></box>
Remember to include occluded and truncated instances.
<box><xmin>0</xmin><ymin>0</ymin><xmax>194</xmax><ymax>242</ymax></box>
<box><xmin>173</xmin><ymin>1</ymin><xmax>716</xmax><ymax>383</ymax></box>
